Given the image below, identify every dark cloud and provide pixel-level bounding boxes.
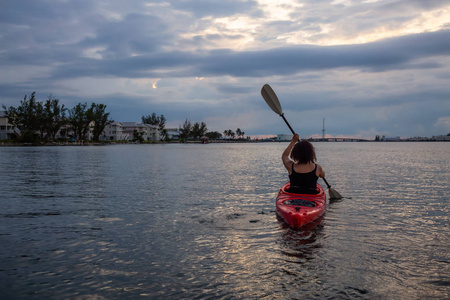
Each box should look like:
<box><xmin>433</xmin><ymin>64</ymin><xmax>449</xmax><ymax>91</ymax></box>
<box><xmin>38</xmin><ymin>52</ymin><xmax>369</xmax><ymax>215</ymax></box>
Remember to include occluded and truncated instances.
<box><xmin>0</xmin><ymin>1</ymin><xmax>97</xmax><ymax>48</ymax></box>
<box><xmin>378</xmin><ymin>0</ymin><xmax>448</xmax><ymax>12</ymax></box>
<box><xmin>202</xmin><ymin>29</ymin><xmax>450</xmax><ymax>76</ymax></box>
<box><xmin>1</xmin><ymin>0</ymin><xmax>449</xmax><ymax>138</ymax></box>
<box><xmin>169</xmin><ymin>0</ymin><xmax>261</xmax><ymax>18</ymax></box>
<box><xmin>215</xmin><ymin>84</ymin><xmax>253</xmax><ymax>94</ymax></box>
<box><xmin>2</xmin><ymin>1</ymin><xmax>448</xmax><ymax>80</ymax></box>
<box><xmin>80</xmin><ymin>13</ymin><xmax>171</xmax><ymax>58</ymax></box>
<box><xmin>40</xmin><ymin>29</ymin><xmax>450</xmax><ymax>80</ymax></box>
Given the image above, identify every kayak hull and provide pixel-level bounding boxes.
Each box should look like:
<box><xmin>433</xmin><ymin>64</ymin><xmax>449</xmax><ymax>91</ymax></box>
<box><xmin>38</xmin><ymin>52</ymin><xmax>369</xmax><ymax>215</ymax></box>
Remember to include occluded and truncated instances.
<box><xmin>276</xmin><ymin>182</ymin><xmax>327</xmax><ymax>229</ymax></box>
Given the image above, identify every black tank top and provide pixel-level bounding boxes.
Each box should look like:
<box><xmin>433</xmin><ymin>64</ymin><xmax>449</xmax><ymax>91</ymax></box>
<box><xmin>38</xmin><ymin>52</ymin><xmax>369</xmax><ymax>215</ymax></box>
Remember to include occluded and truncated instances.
<box><xmin>288</xmin><ymin>164</ymin><xmax>319</xmax><ymax>194</ymax></box>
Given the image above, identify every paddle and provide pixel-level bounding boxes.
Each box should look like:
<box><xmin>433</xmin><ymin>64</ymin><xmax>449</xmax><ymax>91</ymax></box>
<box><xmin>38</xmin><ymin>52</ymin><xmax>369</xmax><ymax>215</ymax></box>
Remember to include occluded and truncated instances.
<box><xmin>322</xmin><ymin>177</ymin><xmax>343</xmax><ymax>200</ymax></box>
<box><xmin>261</xmin><ymin>84</ymin><xmax>343</xmax><ymax>200</ymax></box>
<box><xmin>261</xmin><ymin>84</ymin><xmax>294</xmax><ymax>134</ymax></box>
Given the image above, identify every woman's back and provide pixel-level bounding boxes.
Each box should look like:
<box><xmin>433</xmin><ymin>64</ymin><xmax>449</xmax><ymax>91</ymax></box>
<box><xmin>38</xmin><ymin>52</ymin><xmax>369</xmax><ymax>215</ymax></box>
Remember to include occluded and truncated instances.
<box><xmin>289</xmin><ymin>163</ymin><xmax>319</xmax><ymax>194</ymax></box>
<box><xmin>282</xmin><ymin>134</ymin><xmax>325</xmax><ymax>194</ymax></box>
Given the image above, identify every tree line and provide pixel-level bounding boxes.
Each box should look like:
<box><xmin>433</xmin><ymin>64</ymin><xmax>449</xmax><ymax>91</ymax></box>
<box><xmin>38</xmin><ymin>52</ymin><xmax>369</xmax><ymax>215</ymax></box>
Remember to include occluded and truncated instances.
<box><xmin>223</xmin><ymin>128</ymin><xmax>245</xmax><ymax>139</ymax></box>
<box><xmin>2</xmin><ymin>92</ymin><xmax>112</xmax><ymax>143</ymax></box>
<box><xmin>177</xmin><ymin>118</ymin><xmax>247</xmax><ymax>141</ymax></box>
<box><xmin>2</xmin><ymin>92</ymin><xmax>249</xmax><ymax>143</ymax></box>
<box><xmin>178</xmin><ymin>119</ymin><xmax>208</xmax><ymax>141</ymax></box>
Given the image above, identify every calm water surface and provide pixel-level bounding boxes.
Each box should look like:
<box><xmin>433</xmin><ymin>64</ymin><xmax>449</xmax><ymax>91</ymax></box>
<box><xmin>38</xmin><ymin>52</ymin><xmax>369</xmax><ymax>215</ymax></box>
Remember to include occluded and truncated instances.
<box><xmin>0</xmin><ymin>142</ymin><xmax>449</xmax><ymax>299</ymax></box>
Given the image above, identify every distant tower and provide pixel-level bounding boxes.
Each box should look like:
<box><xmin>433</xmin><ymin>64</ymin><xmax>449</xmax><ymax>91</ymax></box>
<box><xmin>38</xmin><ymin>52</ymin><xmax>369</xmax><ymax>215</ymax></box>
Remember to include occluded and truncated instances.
<box><xmin>322</xmin><ymin>118</ymin><xmax>325</xmax><ymax>139</ymax></box>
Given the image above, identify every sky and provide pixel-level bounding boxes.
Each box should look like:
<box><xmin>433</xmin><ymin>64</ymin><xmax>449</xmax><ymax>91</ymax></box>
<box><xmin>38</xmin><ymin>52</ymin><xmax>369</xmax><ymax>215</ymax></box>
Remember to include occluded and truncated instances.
<box><xmin>1</xmin><ymin>0</ymin><xmax>449</xmax><ymax>139</ymax></box>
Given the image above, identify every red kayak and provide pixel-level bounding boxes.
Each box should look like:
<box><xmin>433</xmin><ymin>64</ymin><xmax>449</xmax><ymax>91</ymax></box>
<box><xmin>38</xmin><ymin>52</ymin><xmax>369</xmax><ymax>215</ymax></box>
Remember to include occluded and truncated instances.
<box><xmin>276</xmin><ymin>182</ymin><xmax>327</xmax><ymax>229</ymax></box>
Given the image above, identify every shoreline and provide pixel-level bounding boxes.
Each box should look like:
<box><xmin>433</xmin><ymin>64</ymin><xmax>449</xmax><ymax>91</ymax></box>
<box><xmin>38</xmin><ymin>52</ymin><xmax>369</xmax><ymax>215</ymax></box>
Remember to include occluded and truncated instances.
<box><xmin>1</xmin><ymin>139</ymin><xmax>449</xmax><ymax>147</ymax></box>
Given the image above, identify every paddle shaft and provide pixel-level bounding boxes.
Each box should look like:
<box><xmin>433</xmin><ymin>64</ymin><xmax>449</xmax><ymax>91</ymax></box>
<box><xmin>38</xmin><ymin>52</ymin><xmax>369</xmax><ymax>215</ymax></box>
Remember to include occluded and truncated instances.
<box><xmin>322</xmin><ymin>177</ymin><xmax>332</xmax><ymax>189</ymax></box>
<box><xmin>280</xmin><ymin>113</ymin><xmax>295</xmax><ymax>135</ymax></box>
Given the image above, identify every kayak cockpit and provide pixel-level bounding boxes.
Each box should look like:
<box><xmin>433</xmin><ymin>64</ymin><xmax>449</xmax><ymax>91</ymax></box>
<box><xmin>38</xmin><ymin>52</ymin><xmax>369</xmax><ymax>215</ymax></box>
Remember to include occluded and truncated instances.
<box><xmin>283</xmin><ymin>199</ymin><xmax>317</xmax><ymax>207</ymax></box>
<box><xmin>280</xmin><ymin>182</ymin><xmax>325</xmax><ymax>197</ymax></box>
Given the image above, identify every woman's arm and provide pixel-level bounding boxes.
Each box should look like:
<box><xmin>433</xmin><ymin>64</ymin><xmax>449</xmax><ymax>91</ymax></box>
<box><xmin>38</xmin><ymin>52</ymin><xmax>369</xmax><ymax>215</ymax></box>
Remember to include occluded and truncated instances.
<box><xmin>317</xmin><ymin>164</ymin><xmax>325</xmax><ymax>178</ymax></box>
<box><xmin>282</xmin><ymin>133</ymin><xmax>299</xmax><ymax>171</ymax></box>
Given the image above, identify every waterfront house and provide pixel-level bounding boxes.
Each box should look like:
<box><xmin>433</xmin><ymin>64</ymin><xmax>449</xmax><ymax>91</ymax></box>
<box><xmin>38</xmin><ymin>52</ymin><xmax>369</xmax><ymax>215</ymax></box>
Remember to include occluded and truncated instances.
<box><xmin>54</xmin><ymin>124</ymin><xmax>72</xmax><ymax>140</ymax></box>
<box><xmin>0</xmin><ymin>111</ymin><xmax>20</xmax><ymax>140</ymax></box>
<box><xmin>121</xmin><ymin>122</ymin><xmax>159</xmax><ymax>141</ymax></box>
<box><xmin>101</xmin><ymin>122</ymin><xmax>125</xmax><ymax>141</ymax></box>
<box><xmin>166</xmin><ymin>128</ymin><xmax>180</xmax><ymax>140</ymax></box>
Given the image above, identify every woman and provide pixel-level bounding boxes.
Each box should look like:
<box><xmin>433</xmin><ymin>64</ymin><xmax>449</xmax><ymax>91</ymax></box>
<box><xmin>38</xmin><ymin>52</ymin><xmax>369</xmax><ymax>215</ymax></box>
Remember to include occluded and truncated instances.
<box><xmin>282</xmin><ymin>133</ymin><xmax>325</xmax><ymax>194</ymax></box>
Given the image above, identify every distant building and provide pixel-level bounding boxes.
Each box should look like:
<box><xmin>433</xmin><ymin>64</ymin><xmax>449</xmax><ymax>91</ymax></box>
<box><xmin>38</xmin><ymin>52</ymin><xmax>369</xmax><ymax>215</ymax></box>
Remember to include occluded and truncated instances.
<box><xmin>101</xmin><ymin>122</ymin><xmax>125</xmax><ymax>141</ymax></box>
<box><xmin>121</xmin><ymin>122</ymin><xmax>159</xmax><ymax>141</ymax></box>
<box><xmin>277</xmin><ymin>134</ymin><xmax>293</xmax><ymax>141</ymax></box>
<box><xmin>165</xmin><ymin>128</ymin><xmax>180</xmax><ymax>140</ymax></box>
<box><xmin>382</xmin><ymin>136</ymin><xmax>401</xmax><ymax>141</ymax></box>
<box><xmin>433</xmin><ymin>135</ymin><xmax>450</xmax><ymax>141</ymax></box>
<box><xmin>54</xmin><ymin>124</ymin><xmax>72</xmax><ymax>139</ymax></box>
<box><xmin>0</xmin><ymin>111</ymin><xmax>20</xmax><ymax>139</ymax></box>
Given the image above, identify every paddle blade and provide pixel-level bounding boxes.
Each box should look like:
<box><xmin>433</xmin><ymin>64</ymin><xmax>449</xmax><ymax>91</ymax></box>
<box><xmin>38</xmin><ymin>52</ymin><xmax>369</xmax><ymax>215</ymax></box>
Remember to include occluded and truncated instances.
<box><xmin>328</xmin><ymin>188</ymin><xmax>343</xmax><ymax>200</ymax></box>
<box><xmin>261</xmin><ymin>84</ymin><xmax>283</xmax><ymax>115</ymax></box>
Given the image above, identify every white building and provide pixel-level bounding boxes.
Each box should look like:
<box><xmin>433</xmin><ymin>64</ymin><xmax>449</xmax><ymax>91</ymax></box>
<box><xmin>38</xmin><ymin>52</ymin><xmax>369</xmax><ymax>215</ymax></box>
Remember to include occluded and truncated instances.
<box><xmin>121</xmin><ymin>122</ymin><xmax>159</xmax><ymax>141</ymax></box>
<box><xmin>54</xmin><ymin>124</ymin><xmax>72</xmax><ymax>139</ymax></box>
<box><xmin>0</xmin><ymin>111</ymin><xmax>20</xmax><ymax>140</ymax></box>
<box><xmin>166</xmin><ymin>128</ymin><xmax>180</xmax><ymax>140</ymax></box>
<box><xmin>101</xmin><ymin>122</ymin><xmax>125</xmax><ymax>141</ymax></box>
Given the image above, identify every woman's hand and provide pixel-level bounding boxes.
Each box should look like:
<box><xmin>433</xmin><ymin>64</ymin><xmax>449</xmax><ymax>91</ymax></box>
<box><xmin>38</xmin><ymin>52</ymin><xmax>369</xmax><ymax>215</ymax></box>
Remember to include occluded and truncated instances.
<box><xmin>282</xmin><ymin>133</ymin><xmax>300</xmax><ymax>171</ymax></box>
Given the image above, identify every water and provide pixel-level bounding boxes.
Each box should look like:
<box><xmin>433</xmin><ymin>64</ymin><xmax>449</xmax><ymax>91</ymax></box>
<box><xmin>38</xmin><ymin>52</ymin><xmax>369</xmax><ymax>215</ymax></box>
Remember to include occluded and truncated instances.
<box><xmin>0</xmin><ymin>142</ymin><xmax>449</xmax><ymax>299</ymax></box>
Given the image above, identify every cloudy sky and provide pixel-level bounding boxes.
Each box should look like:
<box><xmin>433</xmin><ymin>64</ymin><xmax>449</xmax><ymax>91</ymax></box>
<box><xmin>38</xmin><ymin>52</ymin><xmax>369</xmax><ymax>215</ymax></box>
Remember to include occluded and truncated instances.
<box><xmin>1</xmin><ymin>0</ymin><xmax>449</xmax><ymax>138</ymax></box>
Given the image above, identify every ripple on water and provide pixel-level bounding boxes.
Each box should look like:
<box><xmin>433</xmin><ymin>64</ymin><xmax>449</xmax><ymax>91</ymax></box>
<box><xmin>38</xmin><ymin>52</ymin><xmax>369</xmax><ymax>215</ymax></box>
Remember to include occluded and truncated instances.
<box><xmin>0</xmin><ymin>143</ymin><xmax>449</xmax><ymax>299</ymax></box>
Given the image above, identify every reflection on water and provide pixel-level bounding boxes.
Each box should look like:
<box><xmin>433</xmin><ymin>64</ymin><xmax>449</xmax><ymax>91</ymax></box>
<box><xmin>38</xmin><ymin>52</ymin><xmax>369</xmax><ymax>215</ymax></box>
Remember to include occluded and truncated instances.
<box><xmin>0</xmin><ymin>143</ymin><xmax>449</xmax><ymax>299</ymax></box>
